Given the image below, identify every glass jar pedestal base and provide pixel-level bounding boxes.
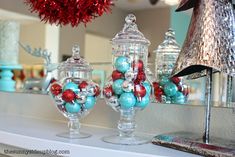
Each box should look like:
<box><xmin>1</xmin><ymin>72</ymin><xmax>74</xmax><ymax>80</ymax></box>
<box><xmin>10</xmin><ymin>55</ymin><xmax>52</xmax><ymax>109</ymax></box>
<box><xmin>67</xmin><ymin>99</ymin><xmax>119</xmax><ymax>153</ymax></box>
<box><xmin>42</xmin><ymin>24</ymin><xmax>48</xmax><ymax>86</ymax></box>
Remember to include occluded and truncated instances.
<box><xmin>57</xmin><ymin>132</ymin><xmax>91</xmax><ymax>139</ymax></box>
<box><xmin>102</xmin><ymin>134</ymin><xmax>149</xmax><ymax>145</ymax></box>
<box><xmin>56</xmin><ymin>118</ymin><xmax>91</xmax><ymax>139</ymax></box>
<box><xmin>102</xmin><ymin>109</ymin><xmax>150</xmax><ymax>145</ymax></box>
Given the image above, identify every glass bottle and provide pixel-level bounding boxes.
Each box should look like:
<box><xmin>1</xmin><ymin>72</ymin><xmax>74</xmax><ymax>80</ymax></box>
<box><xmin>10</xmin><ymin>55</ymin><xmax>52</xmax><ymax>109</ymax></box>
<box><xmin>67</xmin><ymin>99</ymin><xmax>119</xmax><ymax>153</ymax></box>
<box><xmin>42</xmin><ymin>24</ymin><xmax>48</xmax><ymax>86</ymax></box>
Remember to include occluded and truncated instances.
<box><xmin>49</xmin><ymin>45</ymin><xmax>100</xmax><ymax>139</ymax></box>
<box><xmin>102</xmin><ymin>14</ymin><xmax>152</xmax><ymax>145</ymax></box>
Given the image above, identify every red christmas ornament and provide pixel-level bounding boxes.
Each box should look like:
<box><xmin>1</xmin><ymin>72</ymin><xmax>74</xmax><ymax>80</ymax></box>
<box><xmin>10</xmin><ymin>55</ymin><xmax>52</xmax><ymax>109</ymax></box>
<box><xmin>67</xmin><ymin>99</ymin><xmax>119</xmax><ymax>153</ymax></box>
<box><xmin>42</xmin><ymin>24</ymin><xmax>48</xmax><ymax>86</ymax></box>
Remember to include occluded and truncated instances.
<box><xmin>25</xmin><ymin>0</ymin><xmax>113</xmax><ymax>27</ymax></box>
<box><xmin>62</xmin><ymin>89</ymin><xmax>75</xmax><ymax>102</ymax></box>
<box><xmin>136</xmin><ymin>71</ymin><xmax>146</xmax><ymax>82</ymax></box>
<box><xmin>112</xmin><ymin>70</ymin><xmax>124</xmax><ymax>81</ymax></box>
<box><xmin>152</xmin><ymin>82</ymin><xmax>160</xmax><ymax>89</ymax></box>
<box><xmin>177</xmin><ymin>85</ymin><xmax>183</xmax><ymax>92</ymax></box>
<box><xmin>132</xmin><ymin>60</ymin><xmax>144</xmax><ymax>71</ymax></box>
<box><xmin>50</xmin><ymin>78</ymin><xmax>57</xmax><ymax>84</ymax></box>
<box><xmin>50</xmin><ymin>83</ymin><xmax>62</xmax><ymax>96</ymax></box>
<box><xmin>154</xmin><ymin>88</ymin><xmax>163</xmax><ymax>102</ymax></box>
<box><xmin>171</xmin><ymin>77</ymin><xmax>181</xmax><ymax>84</ymax></box>
<box><xmin>79</xmin><ymin>81</ymin><xmax>88</xmax><ymax>89</ymax></box>
<box><xmin>94</xmin><ymin>85</ymin><xmax>101</xmax><ymax>97</ymax></box>
<box><xmin>134</xmin><ymin>84</ymin><xmax>146</xmax><ymax>98</ymax></box>
<box><xmin>103</xmin><ymin>86</ymin><xmax>114</xmax><ymax>98</ymax></box>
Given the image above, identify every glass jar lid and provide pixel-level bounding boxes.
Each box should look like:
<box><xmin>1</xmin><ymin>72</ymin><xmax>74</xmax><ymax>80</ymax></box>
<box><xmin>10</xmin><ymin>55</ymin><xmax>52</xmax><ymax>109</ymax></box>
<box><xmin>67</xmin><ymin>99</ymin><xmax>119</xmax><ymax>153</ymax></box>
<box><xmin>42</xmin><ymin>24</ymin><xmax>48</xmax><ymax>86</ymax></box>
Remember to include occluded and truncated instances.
<box><xmin>154</xmin><ymin>28</ymin><xmax>181</xmax><ymax>53</ymax></box>
<box><xmin>112</xmin><ymin>14</ymin><xmax>150</xmax><ymax>45</ymax></box>
<box><xmin>58</xmin><ymin>45</ymin><xmax>92</xmax><ymax>72</ymax></box>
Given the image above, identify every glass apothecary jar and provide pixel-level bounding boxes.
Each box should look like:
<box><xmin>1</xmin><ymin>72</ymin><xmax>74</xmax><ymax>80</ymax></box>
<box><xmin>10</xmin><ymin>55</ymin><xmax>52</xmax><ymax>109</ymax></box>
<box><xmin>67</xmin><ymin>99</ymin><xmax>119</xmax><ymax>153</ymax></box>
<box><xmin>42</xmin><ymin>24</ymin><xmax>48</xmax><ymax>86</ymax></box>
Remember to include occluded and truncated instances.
<box><xmin>102</xmin><ymin>14</ymin><xmax>152</xmax><ymax>145</ymax></box>
<box><xmin>49</xmin><ymin>45</ymin><xmax>100</xmax><ymax>139</ymax></box>
<box><xmin>153</xmin><ymin>29</ymin><xmax>189</xmax><ymax>104</ymax></box>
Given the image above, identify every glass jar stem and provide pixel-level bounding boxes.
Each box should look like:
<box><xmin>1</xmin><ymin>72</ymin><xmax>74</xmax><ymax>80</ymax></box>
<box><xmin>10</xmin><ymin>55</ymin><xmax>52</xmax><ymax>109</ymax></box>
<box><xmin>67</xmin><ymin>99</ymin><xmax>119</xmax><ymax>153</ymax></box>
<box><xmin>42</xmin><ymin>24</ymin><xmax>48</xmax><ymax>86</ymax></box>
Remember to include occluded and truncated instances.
<box><xmin>118</xmin><ymin>109</ymin><xmax>136</xmax><ymax>137</ymax></box>
<box><xmin>68</xmin><ymin>118</ymin><xmax>80</xmax><ymax>135</ymax></box>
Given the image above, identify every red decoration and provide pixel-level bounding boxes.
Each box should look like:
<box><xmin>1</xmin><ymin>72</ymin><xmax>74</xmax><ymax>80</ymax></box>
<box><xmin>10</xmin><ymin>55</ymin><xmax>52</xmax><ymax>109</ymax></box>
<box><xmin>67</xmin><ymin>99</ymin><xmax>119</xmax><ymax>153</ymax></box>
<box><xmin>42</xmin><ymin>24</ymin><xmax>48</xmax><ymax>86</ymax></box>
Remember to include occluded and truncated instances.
<box><xmin>136</xmin><ymin>71</ymin><xmax>146</xmax><ymax>82</ymax></box>
<box><xmin>79</xmin><ymin>81</ymin><xmax>88</xmax><ymax>89</ymax></box>
<box><xmin>62</xmin><ymin>89</ymin><xmax>75</xmax><ymax>102</ymax></box>
<box><xmin>132</xmin><ymin>60</ymin><xmax>144</xmax><ymax>71</ymax></box>
<box><xmin>103</xmin><ymin>86</ymin><xmax>113</xmax><ymax>98</ymax></box>
<box><xmin>112</xmin><ymin>70</ymin><xmax>124</xmax><ymax>81</ymax></box>
<box><xmin>171</xmin><ymin>77</ymin><xmax>181</xmax><ymax>84</ymax></box>
<box><xmin>134</xmin><ymin>84</ymin><xmax>146</xmax><ymax>98</ymax></box>
<box><xmin>152</xmin><ymin>82</ymin><xmax>160</xmax><ymax>89</ymax></box>
<box><xmin>50</xmin><ymin>83</ymin><xmax>62</xmax><ymax>96</ymax></box>
<box><xmin>25</xmin><ymin>0</ymin><xmax>113</xmax><ymax>27</ymax></box>
<box><xmin>94</xmin><ymin>85</ymin><xmax>101</xmax><ymax>97</ymax></box>
<box><xmin>50</xmin><ymin>78</ymin><xmax>57</xmax><ymax>84</ymax></box>
<box><xmin>154</xmin><ymin>88</ymin><xmax>163</xmax><ymax>102</ymax></box>
<box><xmin>177</xmin><ymin>85</ymin><xmax>183</xmax><ymax>92</ymax></box>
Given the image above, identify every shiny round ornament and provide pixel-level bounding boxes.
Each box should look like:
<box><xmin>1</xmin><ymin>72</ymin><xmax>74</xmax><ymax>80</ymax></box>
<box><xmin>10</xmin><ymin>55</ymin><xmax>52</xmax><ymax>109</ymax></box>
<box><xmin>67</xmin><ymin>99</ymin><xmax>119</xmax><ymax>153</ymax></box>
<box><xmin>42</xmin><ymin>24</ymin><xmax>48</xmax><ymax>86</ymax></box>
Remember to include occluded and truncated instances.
<box><xmin>163</xmin><ymin>82</ymin><xmax>178</xmax><ymax>97</ymax></box>
<box><xmin>124</xmin><ymin>69</ymin><xmax>136</xmax><ymax>81</ymax></box>
<box><xmin>154</xmin><ymin>88</ymin><xmax>164</xmax><ymax>102</ymax></box>
<box><xmin>86</xmin><ymin>84</ymin><xmax>96</xmax><ymax>96</ymax></box>
<box><xmin>171</xmin><ymin>77</ymin><xmax>181</xmax><ymax>85</ymax></box>
<box><xmin>79</xmin><ymin>81</ymin><xmax>89</xmax><ymax>90</ymax></box>
<box><xmin>114</xmin><ymin>56</ymin><xmax>130</xmax><ymax>73</ymax></box>
<box><xmin>134</xmin><ymin>84</ymin><xmax>146</xmax><ymax>98</ymax></box>
<box><xmin>63</xmin><ymin>82</ymin><xmax>79</xmax><ymax>93</ymax></box>
<box><xmin>50</xmin><ymin>83</ymin><xmax>62</xmax><ymax>96</ymax></box>
<box><xmin>76</xmin><ymin>93</ymin><xmax>87</xmax><ymax>104</ymax></box>
<box><xmin>152</xmin><ymin>82</ymin><xmax>160</xmax><ymax>89</ymax></box>
<box><xmin>62</xmin><ymin>89</ymin><xmax>76</xmax><ymax>102</ymax></box>
<box><xmin>107</xmin><ymin>96</ymin><xmax>120</xmax><ymax>111</ymax></box>
<box><xmin>143</xmin><ymin>82</ymin><xmax>151</xmax><ymax>95</ymax></box>
<box><xmin>84</xmin><ymin>96</ymin><xmax>96</xmax><ymax>109</ymax></box>
<box><xmin>159</xmin><ymin>76</ymin><xmax>170</xmax><ymax>86</ymax></box>
<box><xmin>136</xmin><ymin>71</ymin><xmax>146</xmax><ymax>82</ymax></box>
<box><xmin>119</xmin><ymin>92</ymin><xmax>136</xmax><ymax>109</ymax></box>
<box><xmin>65</xmin><ymin>102</ymin><xmax>81</xmax><ymax>113</ymax></box>
<box><xmin>112</xmin><ymin>70</ymin><xmax>124</xmax><ymax>81</ymax></box>
<box><xmin>132</xmin><ymin>60</ymin><xmax>144</xmax><ymax>72</ymax></box>
<box><xmin>122</xmin><ymin>80</ymin><xmax>134</xmax><ymax>92</ymax></box>
<box><xmin>112</xmin><ymin>79</ymin><xmax>124</xmax><ymax>95</ymax></box>
<box><xmin>103</xmin><ymin>86</ymin><xmax>114</xmax><ymax>98</ymax></box>
<box><xmin>94</xmin><ymin>85</ymin><xmax>100</xmax><ymax>97</ymax></box>
<box><xmin>54</xmin><ymin>94</ymin><xmax>65</xmax><ymax>105</ymax></box>
<box><xmin>172</xmin><ymin>91</ymin><xmax>185</xmax><ymax>104</ymax></box>
<box><xmin>135</xmin><ymin>94</ymin><xmax>150</xmax><ymax>109</ymax></box>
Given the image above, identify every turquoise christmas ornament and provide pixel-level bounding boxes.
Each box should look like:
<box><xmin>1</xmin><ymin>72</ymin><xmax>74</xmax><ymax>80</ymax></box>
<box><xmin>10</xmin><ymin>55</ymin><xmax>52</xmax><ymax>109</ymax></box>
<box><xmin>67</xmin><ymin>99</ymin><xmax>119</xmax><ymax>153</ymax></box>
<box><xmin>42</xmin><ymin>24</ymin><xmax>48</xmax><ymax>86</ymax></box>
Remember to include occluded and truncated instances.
<box><xmin>119</xmin><ymin>92</ymin><xmax>136</xmax><ymax>109</ymax></box>
<box><xmin>172</xmin><ymin>91</ymin><xmax>185</xmax><ymax>104</ymax></box>
<box><xmin>163</xmin><ymin>82</ymin><xmax>178</xmax><ymax>97</ymax></box>
<box><xmin>84</xmin><ymin>96</ymin><xmax>96</xmax><ymax>109</ymax></box>
<box><xmin>112</xmin><ymin>79</ymin><xmax>124</xmax><ymax>95</ymax></box>
<box><xmin>135</xmin><ymin>94</ymin><xmax>150</xmax><ymax>108</ymax></box>
<box><xmin>159</xmin><ymin>76</ymin><xmax>170</xmax><ymax>86</ymax></box>
<box><xmin>63</xmin><ymin>82</ymin><xmax>79</xmax><ymax>93</ymax></box>
<box><xmin>143</xmin><ymin>82</ymin><xmax>151</xmax><ymax>95</ymax></box>
<box><xmin>114</xmin><ymin>56</ymin><xmax>130</xmax><ymax>73</ymax></box>
<box><xmin>65</xmin><ymin>102</ymin><xmax>81</xmax><ymax>113</ymax></box>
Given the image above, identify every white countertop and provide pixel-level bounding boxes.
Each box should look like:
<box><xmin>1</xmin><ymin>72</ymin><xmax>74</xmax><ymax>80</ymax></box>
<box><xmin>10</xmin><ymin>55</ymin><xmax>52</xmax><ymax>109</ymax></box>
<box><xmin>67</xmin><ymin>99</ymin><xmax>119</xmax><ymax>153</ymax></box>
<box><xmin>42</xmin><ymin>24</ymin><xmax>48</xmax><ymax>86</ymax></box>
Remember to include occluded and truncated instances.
<box><xmin>0</xmin><ymin>114</ymin><xmax>201</xmax><ymax>157</ymax></box>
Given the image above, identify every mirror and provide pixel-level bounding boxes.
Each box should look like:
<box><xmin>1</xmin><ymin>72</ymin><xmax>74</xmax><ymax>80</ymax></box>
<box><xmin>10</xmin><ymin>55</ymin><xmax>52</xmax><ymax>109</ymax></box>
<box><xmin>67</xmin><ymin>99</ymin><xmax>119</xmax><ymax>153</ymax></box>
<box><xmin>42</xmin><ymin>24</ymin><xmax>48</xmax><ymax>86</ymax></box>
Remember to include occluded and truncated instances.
<box><xmin>0</xmin><ymin>0</ymin><xmax>234</xmax><ymax>108</ymax></box>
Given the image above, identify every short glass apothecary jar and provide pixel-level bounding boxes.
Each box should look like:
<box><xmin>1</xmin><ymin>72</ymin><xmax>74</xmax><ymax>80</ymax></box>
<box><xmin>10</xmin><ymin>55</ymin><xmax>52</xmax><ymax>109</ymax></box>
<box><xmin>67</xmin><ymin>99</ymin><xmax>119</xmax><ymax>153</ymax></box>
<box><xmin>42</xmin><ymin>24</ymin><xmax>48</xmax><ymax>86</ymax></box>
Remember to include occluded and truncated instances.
<box><xmin>102</xmin><ymin>14</ymin><xmax>152</xmax><ymax>145</ymax></box>
<box><xmin>49</xmin><ymin>45</ymin><xmax>100</xmax><ymax>139</ymax></box>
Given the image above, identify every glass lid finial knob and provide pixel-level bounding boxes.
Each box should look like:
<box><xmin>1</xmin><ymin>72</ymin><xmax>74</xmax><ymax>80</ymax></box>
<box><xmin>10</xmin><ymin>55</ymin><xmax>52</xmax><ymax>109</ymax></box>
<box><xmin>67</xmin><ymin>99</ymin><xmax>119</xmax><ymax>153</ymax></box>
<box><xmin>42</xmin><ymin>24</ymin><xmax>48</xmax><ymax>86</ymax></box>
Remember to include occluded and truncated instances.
<box><xmin>125</xmin><ymin>14</ymin><xmax>136</xmax><ymax>24</ymax></box>
<box><xmin>72</xmin><ymin>44</ymin><xmax>80</xmax><ymax>58</ymax></box>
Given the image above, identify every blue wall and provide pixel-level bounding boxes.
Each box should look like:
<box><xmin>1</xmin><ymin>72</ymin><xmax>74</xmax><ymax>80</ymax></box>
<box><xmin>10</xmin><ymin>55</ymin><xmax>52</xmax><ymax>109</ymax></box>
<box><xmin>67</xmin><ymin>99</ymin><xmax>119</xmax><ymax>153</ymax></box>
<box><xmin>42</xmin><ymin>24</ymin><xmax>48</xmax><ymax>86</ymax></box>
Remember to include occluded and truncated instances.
<box><xmin>170</xmin><ymin>7</ymin><xmax>191</xmax><ymax>46</ymax></box>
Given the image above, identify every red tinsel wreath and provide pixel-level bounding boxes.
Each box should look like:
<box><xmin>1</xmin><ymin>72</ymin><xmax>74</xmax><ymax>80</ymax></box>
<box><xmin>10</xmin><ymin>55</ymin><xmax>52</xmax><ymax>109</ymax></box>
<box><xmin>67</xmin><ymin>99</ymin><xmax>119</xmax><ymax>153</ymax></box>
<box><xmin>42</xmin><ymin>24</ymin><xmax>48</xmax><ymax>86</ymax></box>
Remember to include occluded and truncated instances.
<box><xmin>25</xmin><ymin>0</ymin><xmax>113</xmax><ymax>27</ymax></box>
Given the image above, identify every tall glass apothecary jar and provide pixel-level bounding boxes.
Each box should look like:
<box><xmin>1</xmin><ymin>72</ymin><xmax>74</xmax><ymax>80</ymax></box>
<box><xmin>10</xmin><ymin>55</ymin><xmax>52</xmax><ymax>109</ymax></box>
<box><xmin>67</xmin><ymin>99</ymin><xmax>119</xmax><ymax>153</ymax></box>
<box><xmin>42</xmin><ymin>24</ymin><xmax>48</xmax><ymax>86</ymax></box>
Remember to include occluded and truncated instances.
<box><xmin>102</xmin><ymin>14</ymin><xmax>152</xmax><ymax>145</ymax></box>
<box><xmin>153</xmin><ymin>29</ymin><xmax>189</xmax><ymax>104</ymax></box>
<box><xmin>49</xmin><ymin>45</ymin><xmax>100</xmax><ymax>139</ymax></box>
